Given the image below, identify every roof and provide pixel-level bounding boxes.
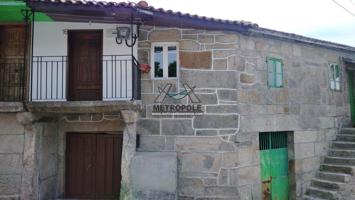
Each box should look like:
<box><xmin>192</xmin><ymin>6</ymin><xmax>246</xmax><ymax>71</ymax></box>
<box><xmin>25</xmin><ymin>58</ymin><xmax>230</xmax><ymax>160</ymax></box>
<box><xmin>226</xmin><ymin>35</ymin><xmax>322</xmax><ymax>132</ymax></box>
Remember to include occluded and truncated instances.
<box><xmin>27</xmin><ymin>0</ymin><xmax>355</xmax><ymax>53</ymax></box>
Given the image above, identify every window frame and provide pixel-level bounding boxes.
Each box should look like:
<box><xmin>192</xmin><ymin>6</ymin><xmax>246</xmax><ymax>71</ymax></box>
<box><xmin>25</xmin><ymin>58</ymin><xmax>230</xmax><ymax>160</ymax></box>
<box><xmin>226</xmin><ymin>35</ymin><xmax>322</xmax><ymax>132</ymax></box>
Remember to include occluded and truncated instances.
<box><xmin>329</xmin><ymin>63</ymin><xmax>342</xmax><ymax>91</ymax></box>
<box><xmin>267</xmin><ymin>57</ymin><xmax>284</xmax><ymax>88</ymax></box>
<box><xmin>150</xmin><ymin>42</ymin><xmax>179</xmax><ymax>79</ymax></box>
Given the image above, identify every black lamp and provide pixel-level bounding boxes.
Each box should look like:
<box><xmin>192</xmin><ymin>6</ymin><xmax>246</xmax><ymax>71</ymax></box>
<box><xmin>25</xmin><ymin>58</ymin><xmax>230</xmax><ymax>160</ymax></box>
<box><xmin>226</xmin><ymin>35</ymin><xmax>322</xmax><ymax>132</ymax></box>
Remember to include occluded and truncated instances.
<box><xmin>115</xmin><ymin>26</ymin><xmax>137</xmax><ymax>47</ymax></box>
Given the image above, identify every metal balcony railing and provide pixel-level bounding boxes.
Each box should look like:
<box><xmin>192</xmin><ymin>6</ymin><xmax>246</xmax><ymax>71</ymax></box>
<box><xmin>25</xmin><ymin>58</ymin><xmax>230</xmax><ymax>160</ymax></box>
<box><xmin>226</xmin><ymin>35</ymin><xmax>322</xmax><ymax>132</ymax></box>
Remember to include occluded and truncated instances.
<box><xmin>30</xmin><ymin>55</ymin><xmax>141</xmax><ymax>101</ymax></box>
<box><xmin>0</xmin><ymin>59</ymin><xmax>25</xmax><ymax>101</ymax></box>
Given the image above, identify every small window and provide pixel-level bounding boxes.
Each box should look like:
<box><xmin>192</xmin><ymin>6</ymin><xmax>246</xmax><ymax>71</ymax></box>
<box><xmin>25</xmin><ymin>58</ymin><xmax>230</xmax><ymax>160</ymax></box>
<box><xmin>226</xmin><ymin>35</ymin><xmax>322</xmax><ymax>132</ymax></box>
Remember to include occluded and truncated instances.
<box><xmin>151</xmin><ymin>43</ymin><xmax>178</xmax><ymax>79</ymax></box>
<box><xmin>267</xmin><ymin>57</ymin><xmax>283</xmax><ymax>88</ymax></box>
<box><xmin>329</xmin><ymin>63</ymin><xmax>341</xmax><ymax>91</ymax></box>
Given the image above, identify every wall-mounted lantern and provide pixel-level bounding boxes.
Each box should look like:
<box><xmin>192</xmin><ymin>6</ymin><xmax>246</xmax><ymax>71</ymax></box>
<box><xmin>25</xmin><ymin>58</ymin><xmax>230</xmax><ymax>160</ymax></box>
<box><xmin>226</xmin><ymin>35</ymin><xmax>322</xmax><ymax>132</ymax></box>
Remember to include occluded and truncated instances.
<box><xmin>115</xmin><ymin>26</ymin><xmax>137</xmax><ymax>47</ymax></box>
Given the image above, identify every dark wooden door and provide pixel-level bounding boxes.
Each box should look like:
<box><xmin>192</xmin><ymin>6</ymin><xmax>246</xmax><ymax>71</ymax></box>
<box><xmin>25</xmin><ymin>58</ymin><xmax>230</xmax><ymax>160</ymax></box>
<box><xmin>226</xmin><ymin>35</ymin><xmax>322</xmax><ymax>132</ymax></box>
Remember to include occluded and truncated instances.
<box><xmin>66</xmin><ymin>133</ymin><xmax>123</xmax><ymax>199</ymax></box>
<box><xmin>68</xmin><ymin>30</ymin><xmax>102</xmax><ymax>101</ymax></box>
<box><xmin>0</xmin><ymin>25</ymin><xmax>25</xmax><ymax>101</ymax></box>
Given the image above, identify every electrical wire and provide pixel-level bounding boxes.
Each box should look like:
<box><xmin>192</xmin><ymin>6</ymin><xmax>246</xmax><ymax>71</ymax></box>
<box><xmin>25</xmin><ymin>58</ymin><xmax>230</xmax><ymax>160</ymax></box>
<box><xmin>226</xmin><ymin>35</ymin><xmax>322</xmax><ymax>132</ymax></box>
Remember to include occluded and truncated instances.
<box><xmin>332</xmin><ymin>0</ymin><xmax>355</xmax><ymax>17</ymax></box>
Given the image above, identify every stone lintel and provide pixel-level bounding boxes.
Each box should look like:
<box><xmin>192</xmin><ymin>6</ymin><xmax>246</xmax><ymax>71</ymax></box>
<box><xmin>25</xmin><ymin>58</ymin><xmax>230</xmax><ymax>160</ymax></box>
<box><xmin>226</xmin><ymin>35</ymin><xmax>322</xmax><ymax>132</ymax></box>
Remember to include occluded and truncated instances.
<box><xmin>26</xmin><ymin>100</ymin><xmax>142</xmax><ymax>114</ymax></box>
<box><xmin>0</xmin><ymin>102</ymin><xmax>25</xmax><ymax>113</ymax></box>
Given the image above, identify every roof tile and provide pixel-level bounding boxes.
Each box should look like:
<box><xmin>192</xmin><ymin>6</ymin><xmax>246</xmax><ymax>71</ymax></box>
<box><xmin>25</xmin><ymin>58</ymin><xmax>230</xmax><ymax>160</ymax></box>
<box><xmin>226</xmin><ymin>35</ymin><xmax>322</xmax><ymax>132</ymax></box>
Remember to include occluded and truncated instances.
<box><xmin>28</xmin><ymin>0</ymin><xmax>258</xmax><ymax>27</ymax></box>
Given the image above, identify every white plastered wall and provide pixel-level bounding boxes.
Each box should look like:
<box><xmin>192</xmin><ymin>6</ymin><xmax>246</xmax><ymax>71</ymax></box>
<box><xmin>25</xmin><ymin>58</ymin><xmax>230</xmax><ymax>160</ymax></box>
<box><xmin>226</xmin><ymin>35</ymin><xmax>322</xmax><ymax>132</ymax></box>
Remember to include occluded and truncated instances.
<box><xmin>31</xmin><ymin>21</ymin><xmax>137</xmax><ymax>101</ymax></box>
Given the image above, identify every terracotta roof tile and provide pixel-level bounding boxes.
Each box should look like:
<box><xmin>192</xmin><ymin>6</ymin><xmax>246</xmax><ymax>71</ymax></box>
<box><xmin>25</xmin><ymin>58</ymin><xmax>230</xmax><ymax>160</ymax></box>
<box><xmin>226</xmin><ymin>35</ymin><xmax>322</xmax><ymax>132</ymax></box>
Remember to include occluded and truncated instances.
<box><xmin>28</xmin><ymin>0</ymin><xmax>258</xmax><ymax>27</ymax></box>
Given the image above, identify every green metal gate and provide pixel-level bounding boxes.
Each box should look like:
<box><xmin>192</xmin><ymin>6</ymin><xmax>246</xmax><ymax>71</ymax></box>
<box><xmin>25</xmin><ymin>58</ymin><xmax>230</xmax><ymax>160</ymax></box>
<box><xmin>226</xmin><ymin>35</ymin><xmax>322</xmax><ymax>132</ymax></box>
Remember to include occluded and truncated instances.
<box><xmin>259</xmin><ymin>132</ymin><xmax>289</xmax><ymax>200</ymax></box>
<box><xmin>348</xmin><ymin>71</ymin><xmax>355</xmax><ymax>124</ymax></box>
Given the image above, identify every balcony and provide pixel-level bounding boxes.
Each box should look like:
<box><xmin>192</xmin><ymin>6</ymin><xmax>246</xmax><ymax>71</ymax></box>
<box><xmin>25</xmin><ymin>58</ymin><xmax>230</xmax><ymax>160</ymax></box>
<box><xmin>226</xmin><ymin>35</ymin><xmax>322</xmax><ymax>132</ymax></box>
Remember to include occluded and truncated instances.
<box><xmin>30</xmin><ymin>55</ymin><xmax>141</xmax><ymax>102</ymax></box>
<box><xmin>27</xmin><ymin>55</ymin><xmax>141</xmax><ymax>113</ymax></box>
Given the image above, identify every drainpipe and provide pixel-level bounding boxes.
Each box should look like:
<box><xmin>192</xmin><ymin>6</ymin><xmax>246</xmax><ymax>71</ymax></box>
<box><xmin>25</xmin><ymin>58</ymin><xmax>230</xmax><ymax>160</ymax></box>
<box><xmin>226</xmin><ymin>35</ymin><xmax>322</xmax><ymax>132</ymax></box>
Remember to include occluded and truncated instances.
<box><xmin>21</xmin><ymin>9</ymin><xmax>32</xmax><ymax>112</ymax></box>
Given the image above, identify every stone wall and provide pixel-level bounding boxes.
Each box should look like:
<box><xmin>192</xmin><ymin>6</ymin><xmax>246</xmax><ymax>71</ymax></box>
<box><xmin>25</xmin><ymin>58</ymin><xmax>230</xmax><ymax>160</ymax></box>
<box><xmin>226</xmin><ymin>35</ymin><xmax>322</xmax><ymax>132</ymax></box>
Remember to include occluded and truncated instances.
<box><xmin>0</xmin><ymin>110</ymin><xmax>138</xmax><ymax>200</ymax></box>
<box><xmin>37</xmin><ymin>122</ymin><xmax>59</xmax><ymax>200</ymax></box>
<box><xmin>137</xmin><ymin>26</ymin><xmax>355</xmax><ymax>199</ymax></box>
<box><xmin>0</xmin><ymin>113</ymin><xmax>24</xmax><ymax>200</ymax></box>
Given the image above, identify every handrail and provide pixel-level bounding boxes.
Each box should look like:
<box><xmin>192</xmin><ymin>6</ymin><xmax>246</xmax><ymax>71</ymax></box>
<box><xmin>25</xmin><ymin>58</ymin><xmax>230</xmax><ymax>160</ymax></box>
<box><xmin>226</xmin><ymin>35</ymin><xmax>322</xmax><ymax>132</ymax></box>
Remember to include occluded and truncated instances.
<box><xmin>30</xmin><ymin>55</ymin><xmax>141</xmax><ymax>101</ymax></box>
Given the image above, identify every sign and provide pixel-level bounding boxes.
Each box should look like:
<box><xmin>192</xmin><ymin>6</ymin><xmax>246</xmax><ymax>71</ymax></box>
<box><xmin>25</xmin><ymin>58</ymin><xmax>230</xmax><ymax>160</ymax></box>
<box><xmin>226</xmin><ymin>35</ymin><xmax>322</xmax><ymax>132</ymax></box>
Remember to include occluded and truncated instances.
<box><xmin>152</xmin><ymin>83</ymin><xmax>203</xmax><ymax>115</ymax></box>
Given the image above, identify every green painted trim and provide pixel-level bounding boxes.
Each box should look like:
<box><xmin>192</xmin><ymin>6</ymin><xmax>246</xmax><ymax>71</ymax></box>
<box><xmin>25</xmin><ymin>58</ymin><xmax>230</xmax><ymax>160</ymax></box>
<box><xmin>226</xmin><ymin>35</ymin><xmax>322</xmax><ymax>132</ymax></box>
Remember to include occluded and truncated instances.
<box><xmin>0</xmin><ymin>0</ymin><xmax>53</xmax><ymax>22</ymax></box>
<box><xmin>267</xmin><ymin>57</ymin><xmax>283</xmax><ymax>88</ymax></box>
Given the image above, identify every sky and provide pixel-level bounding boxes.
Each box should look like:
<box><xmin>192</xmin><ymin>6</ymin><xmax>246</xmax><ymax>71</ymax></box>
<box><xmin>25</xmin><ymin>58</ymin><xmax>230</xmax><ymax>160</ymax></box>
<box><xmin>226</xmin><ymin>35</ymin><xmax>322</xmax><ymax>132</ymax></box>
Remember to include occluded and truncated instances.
<box><xmin>123</xmin><ymin>0</ymin><xmax>355</xmax><ymax>47</ymax></box>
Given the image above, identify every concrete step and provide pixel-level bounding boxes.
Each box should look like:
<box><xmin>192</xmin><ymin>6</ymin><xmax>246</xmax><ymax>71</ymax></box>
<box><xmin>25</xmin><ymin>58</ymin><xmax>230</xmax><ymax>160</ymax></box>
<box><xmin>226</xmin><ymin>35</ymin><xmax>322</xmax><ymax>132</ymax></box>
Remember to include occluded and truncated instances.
<box><xmin>316</xmin><ymin>171</ymin><xmax>351</xmax><ymax>183</ymax></box>
<box><xmin>305</xmin><ymin>186</ymin><xmax>340</xmax><ymax>199</ymax></box>
<box><xmin>324</xmin><ymin>156</ymin><xmax>355</xmax><ymax>165</ymax></box>
<box><xmin>303</xmin><ymin>195</ymin><xmax>327</xmax><ymax>200</ymax></box>
<box><xmin>329</xmin><ymin>149</ymin><xmax>355</xmax><ymax>158</ymax></box>
<box><xmin>332</xmin><ymin>141</ymin><xmax>355</xmax><ymax>149</ymax></box>
<box><xmin>311</xmin><ymin>178</ymin><xmax>345</xmax><ymax>191</ymax></box>
<box><xmin>340</xmin><ymin>128</ymin><xmax>355</xmax><ymax>135</ymax></box>
<box><xmin>320</xmin><ymin>163</ymin><xmax>354</xmax><ymax>175</ymax></box>
<box><xmin>336</xmin><ymin>134</ymin><xmax>355</xmax><ymax>142</ymax></box>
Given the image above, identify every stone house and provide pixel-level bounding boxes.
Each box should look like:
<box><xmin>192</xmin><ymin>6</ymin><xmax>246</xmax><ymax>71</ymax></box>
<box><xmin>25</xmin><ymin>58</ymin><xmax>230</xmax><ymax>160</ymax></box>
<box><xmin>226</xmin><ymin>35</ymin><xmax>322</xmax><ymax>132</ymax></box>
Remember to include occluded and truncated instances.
<box><xmin>1</xmin><ymin>0</ymin><xmax>355</xmax><ymax>200</ymax></box>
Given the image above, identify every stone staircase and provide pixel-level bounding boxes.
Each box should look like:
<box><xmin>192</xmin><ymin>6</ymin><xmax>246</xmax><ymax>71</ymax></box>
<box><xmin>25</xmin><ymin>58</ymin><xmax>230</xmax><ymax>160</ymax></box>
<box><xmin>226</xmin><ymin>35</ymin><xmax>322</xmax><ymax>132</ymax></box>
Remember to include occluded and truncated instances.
<box><xmin>303</xmin><ymin>128</ymin><xmax>355</xmax><ymax>200</ymax></box>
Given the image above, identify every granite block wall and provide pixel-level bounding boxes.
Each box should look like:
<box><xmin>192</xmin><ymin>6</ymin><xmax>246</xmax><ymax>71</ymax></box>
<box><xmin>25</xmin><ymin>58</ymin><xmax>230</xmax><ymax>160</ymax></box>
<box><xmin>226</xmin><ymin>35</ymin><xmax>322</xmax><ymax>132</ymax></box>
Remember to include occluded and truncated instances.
<box><xmin>137</xmin><ymin>25</ymin><xmax>355</xmax><ymax>199</ymax></box>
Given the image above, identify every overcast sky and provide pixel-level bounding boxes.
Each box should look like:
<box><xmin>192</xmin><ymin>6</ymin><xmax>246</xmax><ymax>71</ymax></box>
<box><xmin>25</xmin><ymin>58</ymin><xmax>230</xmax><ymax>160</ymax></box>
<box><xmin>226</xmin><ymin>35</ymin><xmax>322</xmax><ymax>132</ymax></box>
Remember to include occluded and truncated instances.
<box><xmin>124</xmin><ymin>0</ymin><xmax>355</xmax><ymax>47</ymax></box>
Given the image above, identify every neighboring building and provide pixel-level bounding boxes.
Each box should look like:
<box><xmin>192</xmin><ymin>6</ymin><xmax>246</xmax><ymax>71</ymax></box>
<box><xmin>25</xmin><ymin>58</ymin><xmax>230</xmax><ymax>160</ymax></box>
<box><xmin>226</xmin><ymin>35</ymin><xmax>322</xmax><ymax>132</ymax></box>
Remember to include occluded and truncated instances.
<box><xmin>1</xmin><ymin>0</ymin><xmax>355</xmax><ymax>200</ymax></box>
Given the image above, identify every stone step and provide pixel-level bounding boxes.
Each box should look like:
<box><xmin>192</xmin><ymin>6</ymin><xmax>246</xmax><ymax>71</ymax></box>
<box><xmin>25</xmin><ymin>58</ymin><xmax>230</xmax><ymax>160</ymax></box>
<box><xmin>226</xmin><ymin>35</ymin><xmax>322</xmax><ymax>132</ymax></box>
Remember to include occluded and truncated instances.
<box><xmin>324</xmin><ymin>156</ymin><xmax>355</xmax><ymax>165</ymax></box>
<box><xmin>311</xmin><ymin>178</ymin><xmax>345</xmax><ymax>191</ymax></box>
<box><xmin>332</xmin><ymin>141</ymin><xmax>355</xmax><ymax>149</ymax></box>
<box><xmin>316</xmin><ymin>171</ymin><xmax>351</xmax><ymax>183</ymax></box>
<box><xmin>305</xmin><ymin>186</ymin><xmax>340</xmax><ymax>199</ymax></box>
<box><xmin>340</xmin><ymin>128</ymin><xmax>355</xmax><ymax>135</ymax></box>
<box><xmin>320</xmin><ymin>163</ymin><xmax>354</xmax><ymax>175</ymax></box>
<box><xmin>303</xmin><ymin>195</ymin><xmax>327</xmax><ymax>200</ymax></box>
<box><xmin>0</xmin><ymin>195</ymin><xmax>20</xmax><ymax>200</ymax></box>
<box><xmin>340</xmin><ymin>128</ymin><xmax>355</xmax><ymax>134</ymax></box>
<box><xmin>329</xmin><ymin>149</ymin><xmax>355</xmax><ymax>158</ymax></box>
<box><xmin>336</xmin><ymin>134</ymin><xmax>355</xmax><ymax>142</ymax></box>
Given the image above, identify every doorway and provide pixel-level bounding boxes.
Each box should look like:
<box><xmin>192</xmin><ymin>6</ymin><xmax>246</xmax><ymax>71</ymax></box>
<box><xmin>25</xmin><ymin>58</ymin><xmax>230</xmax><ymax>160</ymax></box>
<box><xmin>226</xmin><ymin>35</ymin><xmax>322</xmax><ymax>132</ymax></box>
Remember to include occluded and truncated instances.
<box><xmin>348</xmin><ymin>69</ymin><xmax>355</xmax><ymax>125</ymax></box>
<box><xmin>65</xmin><ymin>133</ymin><xmax>123</xmax><ymax>199</ymax></box>
<box><xmin>68</xmin><ymin>30</ymin><xmax>102</xmax><ymax>101</ymax></box>
<box><xmin>259</xmin><ymin>132</ymin><xmax>289</xmax><ymax>200</ymax></box>
<box><xmin>0</xmin><ymin>25</ymin><xmax>25</xmax><ymax>101</ymax></box>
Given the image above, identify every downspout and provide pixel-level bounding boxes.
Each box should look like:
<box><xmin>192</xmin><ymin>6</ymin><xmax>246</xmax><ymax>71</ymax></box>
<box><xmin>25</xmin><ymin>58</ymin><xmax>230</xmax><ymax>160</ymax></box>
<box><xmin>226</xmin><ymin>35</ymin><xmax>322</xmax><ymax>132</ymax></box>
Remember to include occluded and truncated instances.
<box><xmin>21</xmin><ymin>8</ymin><xmax>32</xmax><ymax>112</ymax></box>
<box><xmin>30</xmin><ymin>10</ymin><xmax>35</xmax><ymax>102</ymax></box>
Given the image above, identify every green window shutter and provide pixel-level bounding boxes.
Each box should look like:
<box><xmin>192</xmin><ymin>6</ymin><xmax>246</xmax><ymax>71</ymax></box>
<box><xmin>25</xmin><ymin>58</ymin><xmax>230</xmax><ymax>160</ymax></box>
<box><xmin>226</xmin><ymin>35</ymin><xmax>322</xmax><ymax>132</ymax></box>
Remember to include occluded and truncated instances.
<box><xmin>267</xmin><ymin>57</ymin><xmax>283</xmax><ymax>88</ymax></box>
<box><xmin>275</xmin><ymin>61</ymin><xmax>283</xmax><ymax>87</ymax></box>
<box><xmin>267</xmin><ymin>59</ymin><xmax>274</xmax><ymax>87</ymax></box>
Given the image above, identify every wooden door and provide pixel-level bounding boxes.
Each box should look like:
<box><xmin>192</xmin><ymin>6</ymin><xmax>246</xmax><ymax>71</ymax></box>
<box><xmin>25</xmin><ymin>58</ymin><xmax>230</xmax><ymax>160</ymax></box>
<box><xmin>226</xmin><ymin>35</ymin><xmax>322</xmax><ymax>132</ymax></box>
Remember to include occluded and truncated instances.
<box><xmin>0</xmin><ymin>25</ymin><xmax>25</xmax><ymax>101</ymax></box>
<box><xmin>66</xmin><ymin>133</ymin><xmax>123</xmax><ymax>199</ymax></box>
<box><xmin>68</xmin><ymin>30</ymin><xmax>102</xmax><ymax>101</ymax></box>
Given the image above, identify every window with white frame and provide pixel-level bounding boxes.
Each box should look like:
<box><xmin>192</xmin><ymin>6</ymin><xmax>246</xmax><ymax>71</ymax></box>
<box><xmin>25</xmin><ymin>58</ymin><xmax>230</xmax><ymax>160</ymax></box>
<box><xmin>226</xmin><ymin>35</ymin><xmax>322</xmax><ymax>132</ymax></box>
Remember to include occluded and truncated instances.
<box><xmin>151</xmin><ymin>43</ymin><xmax>178</xmax><ymax>79</ymax></box>
<box><xmin>329</xmin><ymin>63</ymin><xmax>341</xmax><ymax>91</ymax></box>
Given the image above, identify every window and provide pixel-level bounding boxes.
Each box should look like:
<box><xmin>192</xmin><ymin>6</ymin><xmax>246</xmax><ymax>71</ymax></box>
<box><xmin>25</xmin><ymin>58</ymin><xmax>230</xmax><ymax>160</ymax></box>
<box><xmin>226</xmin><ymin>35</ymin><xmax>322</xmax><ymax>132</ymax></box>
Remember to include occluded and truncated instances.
<box><xmin>151</xmin><ymin>43</ymin><xmax>178</xmax><ymax>79</ymax></box>
<box><xmin>329</xmin><ymin>63</ymin><xmax>341</xmax><ymax>91</ymax></box>
<box><xmin>267</xmin><ymin>57</ymin><xmax>283</xmax><ymax>88</ymax></box>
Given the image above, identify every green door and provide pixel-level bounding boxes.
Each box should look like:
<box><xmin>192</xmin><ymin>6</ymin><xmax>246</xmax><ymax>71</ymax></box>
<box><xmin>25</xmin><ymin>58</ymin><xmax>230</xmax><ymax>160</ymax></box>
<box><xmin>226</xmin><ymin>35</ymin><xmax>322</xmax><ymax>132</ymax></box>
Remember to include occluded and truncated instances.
<box><xmin>260</xmin><ymin>132</ymin><xmax>289</xmax><ymax>200</ymax></box>
<box><xmin>348</xmin><ymin>71</ymin><xmax>355</xmax><ymax>125</ymax></box>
